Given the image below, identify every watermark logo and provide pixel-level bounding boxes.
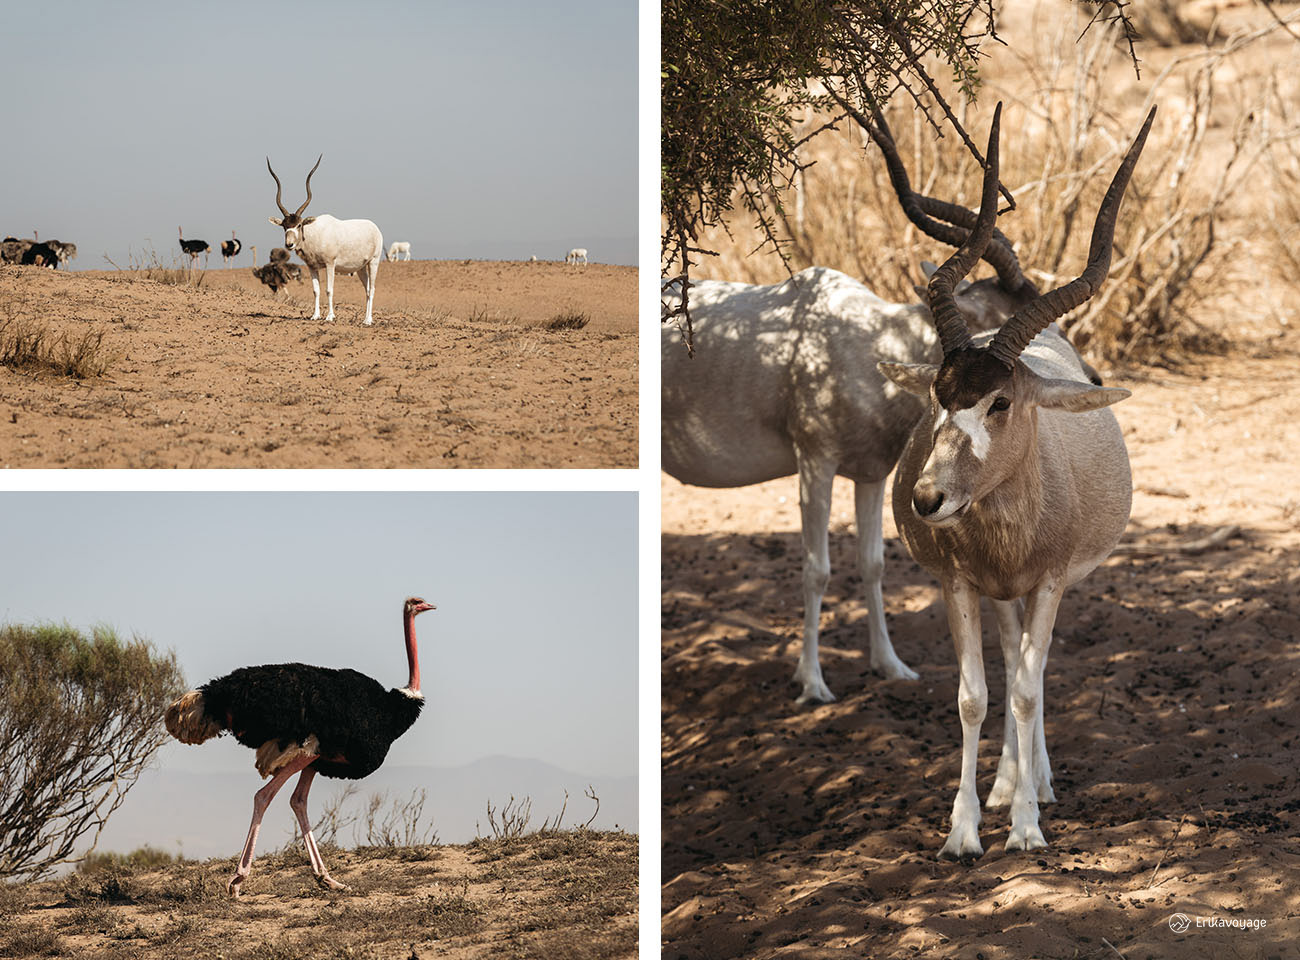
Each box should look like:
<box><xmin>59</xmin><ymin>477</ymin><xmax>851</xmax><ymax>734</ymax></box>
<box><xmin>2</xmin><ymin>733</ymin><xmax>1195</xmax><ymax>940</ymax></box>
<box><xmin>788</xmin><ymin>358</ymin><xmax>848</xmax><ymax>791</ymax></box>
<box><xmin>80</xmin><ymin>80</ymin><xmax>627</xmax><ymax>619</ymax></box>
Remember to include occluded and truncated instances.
<box><xmin>1168</xmin><ymin>913</ymin><xmax>1267</xmax><ymax>933</ymax></box>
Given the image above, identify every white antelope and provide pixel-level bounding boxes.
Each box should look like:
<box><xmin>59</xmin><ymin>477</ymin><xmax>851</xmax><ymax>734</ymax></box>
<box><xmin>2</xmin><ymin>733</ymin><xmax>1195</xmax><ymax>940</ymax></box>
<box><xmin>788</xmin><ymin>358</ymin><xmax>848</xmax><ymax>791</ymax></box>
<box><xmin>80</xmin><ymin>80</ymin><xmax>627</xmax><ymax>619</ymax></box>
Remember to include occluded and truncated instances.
<box><xmin>387</xmin><ymin>241</ymin><xmax>411</xmax><ymax>261</ymax></box>
<box><xmin>565</xmin><ymin>247</ymin><xmax>588</xmax><ymax>266</ymax></box>
<box><xmin>879</xmin><ymin>103</ymin><xmax>1154</xmax><ymax>859</ymax></box>
<box><xmin>267</xmin><ymin>155</ymin><xmax>384</xmax><ymax>326</ymax></box>
<box><xmin>662</xmin><ymin>110</ymin><xmax>1075</xmax><ymax>705</ymax></box>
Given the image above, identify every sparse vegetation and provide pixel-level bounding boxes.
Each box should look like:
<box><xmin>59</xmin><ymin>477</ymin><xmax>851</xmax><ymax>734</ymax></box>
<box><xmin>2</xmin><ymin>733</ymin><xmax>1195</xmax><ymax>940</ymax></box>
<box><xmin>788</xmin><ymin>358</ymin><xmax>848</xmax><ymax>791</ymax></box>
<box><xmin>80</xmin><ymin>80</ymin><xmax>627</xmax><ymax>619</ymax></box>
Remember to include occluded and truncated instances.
<box><xmin>689</xmin><ymin>7</ymin><xmax>1300</xmax><ymax>362</ymax></box>
<box><xmin>358</xmin><ymin>788</ymin><xmax>438</xmax><ymax>847</ymax></box>
<box><xmin>78</xmin><ymin>846</ymin><xmax>180</xmax><ymax>875</ymax></box>
<box><xmin>0</xmin><ymin>830</ymin><xmax>636</xmax><ymax>960</ymax></box>
<box><xmin>103</xmin><ymin>243</ymin><xmax>207</xmax><ymax>288</ymax></box>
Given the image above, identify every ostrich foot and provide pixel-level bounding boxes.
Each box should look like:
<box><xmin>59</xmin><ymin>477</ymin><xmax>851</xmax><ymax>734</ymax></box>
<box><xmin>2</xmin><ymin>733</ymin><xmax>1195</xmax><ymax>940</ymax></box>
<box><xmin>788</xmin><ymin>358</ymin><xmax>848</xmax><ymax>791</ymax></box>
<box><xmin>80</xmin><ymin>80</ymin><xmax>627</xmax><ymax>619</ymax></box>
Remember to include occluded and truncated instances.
<box><xmin>315</xmin><ymin>872</ymin><xmax>348</xmax><ymax>891</ymax></box>
<box><xmin>227</xmin><ymin>874</ymin><xmax>246</xmax><ymax>897</ymax></box>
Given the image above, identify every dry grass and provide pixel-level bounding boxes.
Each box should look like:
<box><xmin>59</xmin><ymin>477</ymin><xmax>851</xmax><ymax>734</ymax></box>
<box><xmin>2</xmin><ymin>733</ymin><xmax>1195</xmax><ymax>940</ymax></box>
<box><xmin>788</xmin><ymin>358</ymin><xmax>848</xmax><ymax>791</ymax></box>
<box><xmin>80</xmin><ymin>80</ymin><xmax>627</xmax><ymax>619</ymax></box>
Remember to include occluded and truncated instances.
<box><xmin>0</xmin><ymin>295</ymin><xmax>115</xmax><ymax>380</ymax></box>
<box><xmin>103</xmin><ymin>243</ymin><xmax>207</xmax><ymax>288</ymax></box>
<box><xmin>0</xmin><ymin>831</ymin><xmax>637</xmax><ymax>960</ymax></box>
<box><xmin>545</xmin><ymin>309</ymin><xmax>591</xmax><ymax>331</ymax></box>
<box><xmin>685</xmin><ymin>5</ymin><xmax>1300</xmax><ymax>363</ymax></box>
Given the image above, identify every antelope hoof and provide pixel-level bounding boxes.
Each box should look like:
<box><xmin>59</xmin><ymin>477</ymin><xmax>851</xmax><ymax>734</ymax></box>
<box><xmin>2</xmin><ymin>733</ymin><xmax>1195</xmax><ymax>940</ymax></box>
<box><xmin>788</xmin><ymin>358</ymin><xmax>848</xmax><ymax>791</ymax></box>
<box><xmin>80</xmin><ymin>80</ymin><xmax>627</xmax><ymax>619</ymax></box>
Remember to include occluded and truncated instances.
<box><xmin>794</xmin><ymin>676</ymin><xmax>836</xmax><ymax>706</ymax></box>
<box><xmin>938</xmin><ymin>824</ymin><xmax>983</xmax><ymax>862</ymax></box>
<box><xmin>874</xmin><ymin>656</ymin><xmax>919</xmax><ymax>682</ymax></box>
<box><xmin>316</xmin><ymin>873</ymin><xmax>349</xmax><ymax>892</ymax></box>
<box><xmin>986</xmin><ymin>776</ymin><xmax>1015</xmax><ymax>808</ymax></box>
<box><xmin>1005</xmin><ymin>823</ymin><xmax>1048</xmax><ymax>852</ymax></box>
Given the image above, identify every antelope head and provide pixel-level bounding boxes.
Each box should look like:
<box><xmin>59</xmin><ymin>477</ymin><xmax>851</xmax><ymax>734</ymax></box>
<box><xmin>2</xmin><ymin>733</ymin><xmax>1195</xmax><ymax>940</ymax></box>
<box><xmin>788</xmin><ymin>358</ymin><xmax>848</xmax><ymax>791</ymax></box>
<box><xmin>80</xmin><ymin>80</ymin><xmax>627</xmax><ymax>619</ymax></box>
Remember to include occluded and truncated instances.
<box><xmin>879</xmin><ymin>103</ymin><xmax>1154</xmax><ymax>527</ymax></box>
<box><xmin>267</xmin><ymin>154</ymin><xmax>322</xmax><ymax>252</ymax></box>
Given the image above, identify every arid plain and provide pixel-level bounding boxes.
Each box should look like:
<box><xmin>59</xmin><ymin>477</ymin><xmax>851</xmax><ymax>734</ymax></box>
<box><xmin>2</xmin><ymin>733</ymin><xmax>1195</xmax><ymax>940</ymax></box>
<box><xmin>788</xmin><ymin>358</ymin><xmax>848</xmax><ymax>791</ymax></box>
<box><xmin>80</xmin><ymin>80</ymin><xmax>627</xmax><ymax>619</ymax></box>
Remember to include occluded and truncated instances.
<box><xmin>0</xmin><ymin>259</ymin><xmax>635</xmax><ymax>468</ymax></box>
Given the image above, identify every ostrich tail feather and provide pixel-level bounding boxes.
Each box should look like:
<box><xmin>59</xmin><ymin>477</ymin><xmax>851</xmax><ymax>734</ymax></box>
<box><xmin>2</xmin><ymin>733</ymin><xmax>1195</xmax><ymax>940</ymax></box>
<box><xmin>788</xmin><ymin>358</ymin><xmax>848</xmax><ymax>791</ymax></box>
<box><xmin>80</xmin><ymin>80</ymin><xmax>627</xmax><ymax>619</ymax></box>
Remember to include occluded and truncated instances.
<box><xmin>164</xmin><ymin>689</ymin><xmax>223</xmax><ymax>744</ymax></box>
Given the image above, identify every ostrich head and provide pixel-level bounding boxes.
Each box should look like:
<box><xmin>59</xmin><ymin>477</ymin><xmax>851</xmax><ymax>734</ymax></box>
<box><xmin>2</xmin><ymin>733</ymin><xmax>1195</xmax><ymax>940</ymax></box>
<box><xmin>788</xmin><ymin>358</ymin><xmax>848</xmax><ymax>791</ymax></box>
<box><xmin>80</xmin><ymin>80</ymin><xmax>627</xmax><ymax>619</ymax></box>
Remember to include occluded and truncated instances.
<box><xmin>401</xmin><ymin>596</ymin><xmax>436</xmax><ymax>698</ymax></box>
<box><xmin>406</xmin><ymin>596</ymin><xmax>436</xmax><ymax>617</ymax></box>
<box><xmin>266</xmin><ymin>154</ymin><xmax>322</xmax><ymax>253</ymax></box>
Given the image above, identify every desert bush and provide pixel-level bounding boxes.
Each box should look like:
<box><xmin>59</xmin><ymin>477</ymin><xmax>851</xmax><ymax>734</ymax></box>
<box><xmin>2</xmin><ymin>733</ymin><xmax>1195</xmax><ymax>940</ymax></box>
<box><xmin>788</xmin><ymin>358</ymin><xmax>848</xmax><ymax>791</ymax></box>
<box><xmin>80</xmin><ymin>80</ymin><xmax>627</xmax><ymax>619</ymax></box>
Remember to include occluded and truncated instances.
<box><xmin>688</xmin><ymin>8</ymin><xmax>1300</xmax><ymax>361</ymax></box>
<box><xmin>0</xmin><ymin>624</ymin><xmax>185</xmax><ymax>879</ymax></box>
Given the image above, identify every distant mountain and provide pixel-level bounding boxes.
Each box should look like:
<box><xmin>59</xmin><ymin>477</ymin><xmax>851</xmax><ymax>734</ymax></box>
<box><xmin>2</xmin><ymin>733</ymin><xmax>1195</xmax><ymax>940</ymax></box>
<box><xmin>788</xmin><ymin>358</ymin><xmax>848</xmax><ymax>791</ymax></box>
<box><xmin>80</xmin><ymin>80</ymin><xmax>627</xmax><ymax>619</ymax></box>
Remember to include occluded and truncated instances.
<box><xmin>91</xmin><ymin>755</ymin><xmax>636</xmax><ymax>860</ymax></box>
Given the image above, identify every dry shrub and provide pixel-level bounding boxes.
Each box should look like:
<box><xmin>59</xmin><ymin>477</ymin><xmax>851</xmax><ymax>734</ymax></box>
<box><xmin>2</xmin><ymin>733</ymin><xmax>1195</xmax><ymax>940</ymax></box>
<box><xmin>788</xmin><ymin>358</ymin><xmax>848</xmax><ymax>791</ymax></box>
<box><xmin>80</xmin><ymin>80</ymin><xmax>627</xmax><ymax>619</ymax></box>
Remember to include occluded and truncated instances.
<box><xmin>358</xmin><ymin>788</ymin><xmax>438</xmax><ymax>847</ymax></box>
<box><xmin>0</xmin><ymin>926</ymin><xmax>64</xmax><ymax>958</ymax></box>
<box><xmin>546</xmin><ymin>309</ymin><xmax>591</xmax><ymax>331</ymax></box>
<box><xmin>0</xmin><ymin>297</ymin><xmax>116</xmax><ymax>379</ymax></box>
<box><xmin>689</xmin><ymin>7</ymin><xmax>1300</xmax><ymax>362</ymax></box>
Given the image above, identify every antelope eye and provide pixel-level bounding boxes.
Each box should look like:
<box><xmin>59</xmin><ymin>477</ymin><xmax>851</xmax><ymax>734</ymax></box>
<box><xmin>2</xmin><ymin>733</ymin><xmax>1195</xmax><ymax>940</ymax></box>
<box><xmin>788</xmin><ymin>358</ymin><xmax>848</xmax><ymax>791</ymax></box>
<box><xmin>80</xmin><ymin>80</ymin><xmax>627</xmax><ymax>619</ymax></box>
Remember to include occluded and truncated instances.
<box><xmin>989</xmin><ymin>397</ymin><xmax>1011</xmax><ymax>414</ymax></box>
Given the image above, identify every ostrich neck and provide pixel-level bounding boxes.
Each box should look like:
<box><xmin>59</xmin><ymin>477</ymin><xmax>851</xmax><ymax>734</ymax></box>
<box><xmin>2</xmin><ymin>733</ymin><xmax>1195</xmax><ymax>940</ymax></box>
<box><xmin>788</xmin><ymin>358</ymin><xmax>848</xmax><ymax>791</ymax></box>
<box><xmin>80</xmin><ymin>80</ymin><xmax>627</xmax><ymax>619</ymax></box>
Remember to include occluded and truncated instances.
<box><xmin>403</xmin><ymin>611</ymin><xmax>421</xmax><ymax>695</ymax></box>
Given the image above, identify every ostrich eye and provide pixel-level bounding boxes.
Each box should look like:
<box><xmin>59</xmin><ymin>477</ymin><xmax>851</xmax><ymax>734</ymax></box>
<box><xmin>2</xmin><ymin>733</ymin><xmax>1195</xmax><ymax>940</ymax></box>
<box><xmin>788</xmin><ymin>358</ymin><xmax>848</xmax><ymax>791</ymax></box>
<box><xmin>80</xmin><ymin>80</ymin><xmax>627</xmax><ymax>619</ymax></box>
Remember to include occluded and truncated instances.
<box><xmin>989</xmin><ymin>397</ymin><xmax>1011</xmax><ymax>414</ymax></box>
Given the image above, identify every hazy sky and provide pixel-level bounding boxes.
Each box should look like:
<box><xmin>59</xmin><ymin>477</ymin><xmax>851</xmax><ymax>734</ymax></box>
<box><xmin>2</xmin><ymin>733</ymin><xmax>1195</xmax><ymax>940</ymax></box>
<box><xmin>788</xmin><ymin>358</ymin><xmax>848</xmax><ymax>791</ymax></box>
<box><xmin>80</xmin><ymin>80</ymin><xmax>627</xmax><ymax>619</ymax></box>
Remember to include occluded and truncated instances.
<box><xmin>0</xmin><ymin>492</ymin><xmax>638</xmax><ymax>779</ymax></box>
<box><xmin>0</xmin><ymin>0</ymin><xmax>637</xmax><ymax>268</ymax></box>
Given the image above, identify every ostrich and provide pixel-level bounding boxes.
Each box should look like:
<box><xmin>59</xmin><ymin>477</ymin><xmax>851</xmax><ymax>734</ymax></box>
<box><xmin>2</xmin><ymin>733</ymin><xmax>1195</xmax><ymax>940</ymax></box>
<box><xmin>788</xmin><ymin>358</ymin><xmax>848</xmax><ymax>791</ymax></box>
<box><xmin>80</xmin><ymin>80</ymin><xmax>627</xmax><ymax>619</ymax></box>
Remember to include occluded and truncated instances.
<box><xmin>221</xmin><ymin>231</ymin><xmax>242</xmax><ymax>266</ymax></box>
<box><xmin>164</xmin><ymin>596</ymin><xmax>436</xmax><ymax>896</ymax></box>
<box><xmin>178</xmin><ymin>226</ymin><xmax>210</xmax><ymax>267</ymax></box>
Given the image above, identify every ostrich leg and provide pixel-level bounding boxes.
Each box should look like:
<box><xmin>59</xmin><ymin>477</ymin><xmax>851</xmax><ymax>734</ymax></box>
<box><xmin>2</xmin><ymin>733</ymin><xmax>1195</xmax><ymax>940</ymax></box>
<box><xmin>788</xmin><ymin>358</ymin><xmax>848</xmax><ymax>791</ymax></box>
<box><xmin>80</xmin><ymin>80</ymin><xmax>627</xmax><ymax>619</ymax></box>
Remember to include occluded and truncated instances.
<box><xmin>228</xmin><ymin>753</ymin><xmax>317</xmax><ymax>896</ymax></box>
<box><xmin>288</xmin><ymin>767</ymin><xmax>348</xmax><ymax>891</ymax></box>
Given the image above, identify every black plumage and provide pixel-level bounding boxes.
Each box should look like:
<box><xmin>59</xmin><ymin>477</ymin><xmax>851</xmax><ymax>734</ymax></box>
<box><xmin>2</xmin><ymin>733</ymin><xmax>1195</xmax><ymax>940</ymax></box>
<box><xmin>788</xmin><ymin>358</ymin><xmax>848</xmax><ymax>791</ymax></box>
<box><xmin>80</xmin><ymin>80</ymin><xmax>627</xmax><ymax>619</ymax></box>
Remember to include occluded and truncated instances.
<box><xmin>221</xmin><ymin>235</ymin><xmax>242</xmax><ymax>262</ymax></box>
<box><xmin>178</xmin><ymin>225</ymin><xmax>209</xmax><ymax>260</ymax></box>
<box><xmin>21</xmin><ymin>242</ymin><xmax>58</xmax><ymax>268</ymax></box>
<box><xmin>200</xmin><ymin>662</ymin><xmax>423</xmax><ymax>779</ymax></box>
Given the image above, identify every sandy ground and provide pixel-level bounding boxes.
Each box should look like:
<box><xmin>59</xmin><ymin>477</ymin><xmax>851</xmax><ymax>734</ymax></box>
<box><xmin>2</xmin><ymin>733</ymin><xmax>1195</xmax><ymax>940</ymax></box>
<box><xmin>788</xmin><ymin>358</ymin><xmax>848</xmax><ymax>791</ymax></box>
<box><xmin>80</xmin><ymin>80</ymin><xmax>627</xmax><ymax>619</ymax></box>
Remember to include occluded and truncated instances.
<box><xmin>662</xmin><ymin>325</ymin><xmax>1300</xmax><ymax>958</ymax></box>
<box><xmin>0</xmin><ymin>832</ymin><xmax>637</xmax><ymax>959</ymax></box>
<box><xmin>0</xmin><ymin>260</ymin><xmax>636</xmax><ymax>468</ymax></box>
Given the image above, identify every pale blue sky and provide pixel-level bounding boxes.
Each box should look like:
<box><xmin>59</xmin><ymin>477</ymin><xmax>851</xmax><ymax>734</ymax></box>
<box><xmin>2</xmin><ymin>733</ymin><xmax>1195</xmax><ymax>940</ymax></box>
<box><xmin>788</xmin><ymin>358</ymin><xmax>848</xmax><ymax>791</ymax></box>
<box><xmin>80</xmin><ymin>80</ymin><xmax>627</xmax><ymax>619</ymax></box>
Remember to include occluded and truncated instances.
<box><xmin>0</xmin><ymin>492</ymin><xmax>638</xmax><ymax>779</ymax></box>
<box><xmin>0</xmin><ymin>0</ymin><xmax>637</xmax><ymax>267</ymax></box>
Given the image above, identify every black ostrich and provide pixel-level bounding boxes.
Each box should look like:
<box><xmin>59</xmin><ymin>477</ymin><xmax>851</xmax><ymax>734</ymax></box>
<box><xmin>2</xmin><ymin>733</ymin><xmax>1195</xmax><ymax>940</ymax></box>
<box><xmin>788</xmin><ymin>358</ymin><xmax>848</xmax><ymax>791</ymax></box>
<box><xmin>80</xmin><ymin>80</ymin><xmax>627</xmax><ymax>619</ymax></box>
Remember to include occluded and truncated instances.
<box><xmin>178</xmin><ymin>225</ymin><xmax>209</xmax><ymax>266</ymax></box>
<box><xmin>164</xmin><ymin>596</ymin><xmax>436</xmax><ymax>896</ymax></box>
<box><xmin>220</xmin><ymin>230</ymin><xmax>242</xmax><ymax>266</ymax></box>
<box><xmin>21</xmin><ymin>241</ymin><xmax>59</xmax><ymax>268</ymax></box>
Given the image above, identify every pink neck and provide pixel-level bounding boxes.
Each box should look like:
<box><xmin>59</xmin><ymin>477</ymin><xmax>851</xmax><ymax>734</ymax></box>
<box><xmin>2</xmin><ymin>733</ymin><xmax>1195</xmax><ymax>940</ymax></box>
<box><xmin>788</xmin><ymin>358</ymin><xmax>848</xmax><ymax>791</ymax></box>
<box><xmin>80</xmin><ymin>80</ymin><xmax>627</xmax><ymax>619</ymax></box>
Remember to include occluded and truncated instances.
<box><xmin>403</xmin><ymin>609</ymin><xmax>421</xmax><ymax>694</ymax></box>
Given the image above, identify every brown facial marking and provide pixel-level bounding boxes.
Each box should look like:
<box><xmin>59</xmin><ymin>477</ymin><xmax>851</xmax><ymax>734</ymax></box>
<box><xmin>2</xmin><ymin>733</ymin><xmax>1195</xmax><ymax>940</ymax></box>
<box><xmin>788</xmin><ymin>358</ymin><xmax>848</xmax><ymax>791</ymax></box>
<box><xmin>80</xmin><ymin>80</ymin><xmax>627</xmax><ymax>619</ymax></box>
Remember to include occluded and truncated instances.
<box><xmin>934</xmin><ymin>347</ymin><xmax>1013</xmax><ymax>411</ymax></box>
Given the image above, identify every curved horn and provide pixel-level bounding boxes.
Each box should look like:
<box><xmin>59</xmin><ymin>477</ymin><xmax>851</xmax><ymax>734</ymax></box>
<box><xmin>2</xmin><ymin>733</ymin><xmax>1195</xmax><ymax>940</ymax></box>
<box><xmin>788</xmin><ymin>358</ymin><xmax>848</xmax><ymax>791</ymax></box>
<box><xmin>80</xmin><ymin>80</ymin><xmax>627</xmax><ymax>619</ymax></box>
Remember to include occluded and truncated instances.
<box><xmin>927</xmin><ymin>103</ymin><xmax>1003</xmax><ymax>357</ymax></box>
<box><xmin>266</xmin><ymin>158</ymin><xmax>289</xmax><ymax>218</ymax></box>
<box><xmin>867</xmin><ymin>108</ymin><xmax>1032</xmax><ymax>294</ymax></box>
<box><xmin>987</xmin><ymin>105</ymin><xmax>1156</xmax><ymax>367</ymax></box>
<box><xmin>294</xmin><ymin>154</ymin><xmax>322</xmax><ymax>219</ymax></box>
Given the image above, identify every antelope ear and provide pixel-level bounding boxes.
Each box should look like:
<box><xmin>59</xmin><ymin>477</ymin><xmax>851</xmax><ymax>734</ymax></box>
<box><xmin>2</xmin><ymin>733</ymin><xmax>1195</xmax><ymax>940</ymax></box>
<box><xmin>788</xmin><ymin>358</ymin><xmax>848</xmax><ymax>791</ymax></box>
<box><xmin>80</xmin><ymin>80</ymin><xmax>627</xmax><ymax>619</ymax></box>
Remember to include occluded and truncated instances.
<box><xmin>301</xmin><ymin>216</ymin><xmax>317</xmax><ymax>226</ymax></box>
<box><xmin>878</xmin><ymin>361</ymin><xmax>938</xmax><ymax>397</ymax></box>
<box><xmin>1034</xmin><ymin>377</ymin><xmax>1130</xmax><ymax>412</ymax></box>
<box><xmin>268</xmin><ymin>216</ymin><xmax>283</xmax><ymax>226</ymax></box>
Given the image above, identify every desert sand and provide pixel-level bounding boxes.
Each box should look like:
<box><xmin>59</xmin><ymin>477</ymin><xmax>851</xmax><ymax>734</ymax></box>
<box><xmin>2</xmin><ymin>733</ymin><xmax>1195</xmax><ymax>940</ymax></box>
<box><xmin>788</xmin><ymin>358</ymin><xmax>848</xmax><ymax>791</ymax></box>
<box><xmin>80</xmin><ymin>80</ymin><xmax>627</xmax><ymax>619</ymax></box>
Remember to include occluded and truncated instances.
<box><xmin>0</xmin><ymin>259</ymin><xmax>636</xmax><ymax>468</ymax></box>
